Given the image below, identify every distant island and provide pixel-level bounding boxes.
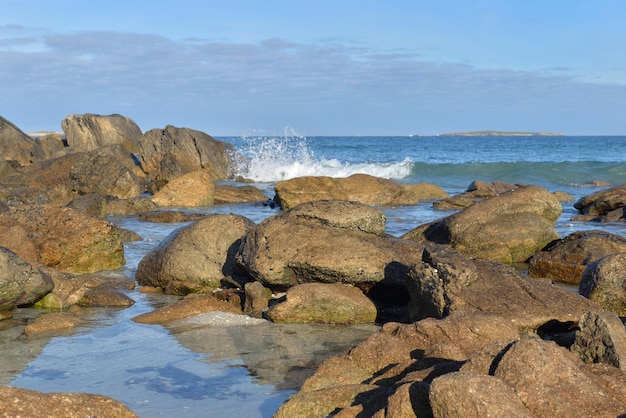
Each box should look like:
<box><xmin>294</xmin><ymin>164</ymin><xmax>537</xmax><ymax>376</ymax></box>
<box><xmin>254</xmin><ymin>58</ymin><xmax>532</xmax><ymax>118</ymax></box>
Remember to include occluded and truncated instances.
<box><xmin>438</xmin><ymin>130</ymin><xmax>564</xmax><ymax>137</ymax></box>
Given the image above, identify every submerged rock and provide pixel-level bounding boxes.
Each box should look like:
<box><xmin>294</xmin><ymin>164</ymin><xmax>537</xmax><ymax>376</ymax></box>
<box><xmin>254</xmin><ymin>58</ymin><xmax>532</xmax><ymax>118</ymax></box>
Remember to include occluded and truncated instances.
<box><xmin>404</xmin><ymin>185</ymin><xmax>562</xmax><ymax>263</ymax></box>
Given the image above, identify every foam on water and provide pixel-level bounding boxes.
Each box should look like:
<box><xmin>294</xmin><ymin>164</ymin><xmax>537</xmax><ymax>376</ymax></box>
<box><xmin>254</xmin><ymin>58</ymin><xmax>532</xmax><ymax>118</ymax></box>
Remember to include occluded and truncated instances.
<box><xmin>231</xmin><ymin>133</ymin><xmax>413</xmax><ymax>182</ymax></box>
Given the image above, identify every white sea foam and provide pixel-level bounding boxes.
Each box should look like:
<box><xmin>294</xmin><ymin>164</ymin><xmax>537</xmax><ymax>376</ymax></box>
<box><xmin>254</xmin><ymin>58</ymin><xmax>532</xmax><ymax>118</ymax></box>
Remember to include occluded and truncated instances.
<box><xmin>232</xmin><ymin>133</ymin><xmax>413</xmax><ymax>182</ymax></box>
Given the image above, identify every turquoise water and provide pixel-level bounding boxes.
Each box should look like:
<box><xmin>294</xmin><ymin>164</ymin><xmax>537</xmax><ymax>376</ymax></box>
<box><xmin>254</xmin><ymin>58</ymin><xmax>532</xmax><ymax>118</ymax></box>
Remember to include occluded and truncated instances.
<box><xmin>7</xmin><ymin>134</ymin><xmax>626</xmax><ymax>417</ymax></box>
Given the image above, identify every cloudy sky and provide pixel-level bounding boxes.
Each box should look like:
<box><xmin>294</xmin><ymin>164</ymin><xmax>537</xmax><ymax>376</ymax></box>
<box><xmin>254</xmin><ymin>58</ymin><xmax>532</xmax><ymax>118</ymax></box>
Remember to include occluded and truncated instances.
<box><xmin>1</xmin><ymin>0</ymin><xmax>625</xmax><ymax>136</ymax></box>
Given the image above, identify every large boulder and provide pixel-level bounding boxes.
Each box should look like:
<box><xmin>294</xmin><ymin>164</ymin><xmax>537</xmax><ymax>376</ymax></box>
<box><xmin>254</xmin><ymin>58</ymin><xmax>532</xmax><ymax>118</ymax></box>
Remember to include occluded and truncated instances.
<box><xmin>61</xmin><ymin>113</ymin><xmax>142</xmax><ymax>154</ymax></box>
<box><xmin>214</xmin><ymin>184</ymin><xmax>268</xmax><ymax>204</ymax></box>
<box><xmin>273</xmin><ymin>173</ymin><xmax>448</xmax><ymax>210</ymax></box>
<box><xmin>529</xmin><ymin>230</ymin><xmax>626</xmax><ymax>284</ymax></box>
<box><xmin>571</xmin><ymin>310</ymin><xmax>626</xmax><ymax>371</ymax></box>
<box><xmin>433</xmin><ymin>180</ymin><xmax>518</xmax><ymax>210</ymax></box>
<box><xmin>235</xmin><ymin>200</ymin><xmax>423</xmax><ymax>288</ymax></box>
<box><xmin>266</xmin><ymin>282</ymin><xmax>378</xmax><ymax>324</ymax></box>
<box><xmin>67</xmin><ymin>145</ymin><xmax>142</xmax><ymax>199</ymax></box>
<box><xmin>136</xmin><ymin>214</ymin><xmax>254</xmax><ymax>294</ymax></box>
<box><xmin>406</xmin><ymin>244</ymin><xmax>595</xmax><ymax>327</ymax></box>
<box><xmin>573</xmin><ymin>183</ymin><xmax>626</xmax><ymax>216</ymax></box>
<box><xmin>150</xmin><ymin>170</ymin><xmax>215</xmax><ymax>208</ymax></box>
<box><xmin>579</xmin><ymin>253</ymin><xmax>626</xmax><ymax>315</ymax></box>
<box><xmin>0</xmin><ymin>386</ymin><xmax>137</xmax><ymax>417</ymax></box>
<box><xmin>403</xmin><ymin>185</ymin><xmax>562</xmax><ymax>263</ymax></box>
<box><xmin>0</xmin><ymin>116</ymin><xmax>44</xmax><ymax>165</ymax></box>
<box><xmin>138</xmin><ymin>125</ymin><xmax>236</xmax><ymax>184</ymax></box>
<box><xmin>0</xmin><ymin>247</ymin><xmax>53</xmax><ymax>310</ymax></box>
<box><xmin>0</xmin><ymin>204</ymin><xmax>125</xmax><ymax>273</ymax></box>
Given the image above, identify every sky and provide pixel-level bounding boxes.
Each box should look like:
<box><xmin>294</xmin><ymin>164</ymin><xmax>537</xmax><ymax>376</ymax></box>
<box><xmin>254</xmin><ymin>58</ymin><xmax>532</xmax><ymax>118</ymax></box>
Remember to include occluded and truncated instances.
<box><xmin>1</xmin><ymin>0</ymin><xmax>625</xmax><ymax>136</ymax></box>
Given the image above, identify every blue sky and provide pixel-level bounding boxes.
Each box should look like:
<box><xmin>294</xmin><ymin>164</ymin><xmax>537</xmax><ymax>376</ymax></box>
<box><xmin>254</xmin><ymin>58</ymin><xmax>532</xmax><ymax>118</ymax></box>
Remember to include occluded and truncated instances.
<box><xmin>1</xmin><ymin>0</ymin><xmax>625</xmax><ymax>136</ymax></box>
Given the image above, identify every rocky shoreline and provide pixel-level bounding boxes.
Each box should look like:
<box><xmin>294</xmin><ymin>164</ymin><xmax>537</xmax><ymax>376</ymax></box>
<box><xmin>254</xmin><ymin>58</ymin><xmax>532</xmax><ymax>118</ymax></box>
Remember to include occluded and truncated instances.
<box><xmin>1</xmin><ymin>113</ymin><xmax>626</xmax><ymax>416</ymax></box>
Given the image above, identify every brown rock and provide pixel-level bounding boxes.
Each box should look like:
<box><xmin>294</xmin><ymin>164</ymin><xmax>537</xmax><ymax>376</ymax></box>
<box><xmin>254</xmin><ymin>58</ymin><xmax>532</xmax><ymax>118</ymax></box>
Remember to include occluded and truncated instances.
<box><xmin>0</xmin><ymin>116</ymin><xmax>43</xmax><ymax>165</ymax></box>
<box><xmin>236</xmin><ymin>200</ymin><xmax>423</xmax><ymax>288</ymax></box>
<box><xmin>404</xmin><ymin>185</ymin><xmax>562</xmax><ymax>263</ymax></box>
<box><xmin>494</xmin><ymin>338</ymin><xmax>625</xmax><ymax>417</ymax></box>
<box><xmin>430</xmin><ymin>371</ymin><xmax>533</xmax><ymax>418</ymax></box>
<box><xmin>138</xmin><ymin>125</ymin><xmax>236</xmax><ymax>183</ymax></box>
<box><xmin>34</xmin><ymin>270</ymin><xmax>103</xmax><ymax>309</ymax></box>
<box><xmin>214</xmin><ymin>184</ymin><xmax>268</xmax><ymax>204</ymax></box>
<box><xmin>243</xmin><ymin>281</ymin><xmax>271</xmax><ymax>318</ymax></box>
<box><xmin>274</xmin><ymin>173</ymin><xmax>447</xmax><ymax>210</ymax></box>
<box><xmin>529</xmin><ymin>230</ymin><xmax>626</xmax><ymax>284</ymax></box>
<box><xmin>151</xmin><ymin>170</ymin><xmax>215</xmax><ymax>208</ymax></box>
<box><xmin>579</xmin><ymin>253</ymin><xmax>626</xmax><ymax>315</ymax></box>
<box><xmin>574</xmin><ymin>183</ymin><xmax>626</xmax><ymax>215</ymax></box>
<box><xmin>136</xmin><ymin>214</ymin><xmax>254</xmax><ymax>294</ymax></box>
<box><xmin>0</xmin><ymin>204</ymin><xmax>124</xmax><ymax>273</ymax></box>
<box><xmin>571</xmin><ymin>310</ymin><xmax>626</xmax><ymax>370</ymax></box>
<box><xmin>0</xmin><ymin>247</ymin><xmax>53</xmax><ymax>310</ymax></box>
<box><xmin>300</xmin><ymin>356</ymin><xmax>372</xmax><ymax>392</ymax></box>
<box><xmin>61</xmin><ymin>113</ymin><xmax>142</xmax><ymax>154</ymax></box>
<box><xmin>131</xmin><ymin>293</ymin><xmax>242</xmax><ymax>324</ymax></box>
<box><xmin>434</xmin><ymin>180</ymin><xmax>518</xmax><ymax>210</ymax></box>
<box><xmin>78</xmin><ymin>286</ymin><xmax>135</xmax><ymax>308</ymax></box>
<box><xmin>136</xmin><ymin>210</ymin><xmax>210</xmax><ymax>223</ymax></box>
<box><xmin>266</xmin><ymin>283</ymin><xmax>378</xmax><ymax>324</ymax></box>
<box><xmin>0</xmin><ymin>385</ymin><xmax>137</xmax><ymax>417</ymax></box>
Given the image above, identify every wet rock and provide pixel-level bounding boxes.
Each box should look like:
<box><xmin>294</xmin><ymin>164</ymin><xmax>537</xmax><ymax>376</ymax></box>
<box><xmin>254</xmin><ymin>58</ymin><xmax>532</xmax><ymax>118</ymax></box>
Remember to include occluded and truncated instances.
<box><xmin>433</xmin><ymin>180</ymin><xmax>518</xmax><ymax>210</ymax></box>
<box><xmin>0</xmin><ymin>116</ymin><xmax>44</xmax><ymax>165</ymax></box>
<box><xmin>0</xmin><ymin>204</ymin><xmax>124</xmax><ymax>273</ymax></box>
<box><xmin>136</xmin><ymin>210</ymin><xmax>210</xmax><ymax>223</ymax></box>
<box><xmin>138</xmin><ymin>125</ymin><xmax>236</xmax><ymax>183</ymax></box>
<box><xmin>571</xmin><ymin>310</ymin><xmax>626</xmax><ymax>370</ymax></box>
<box><xmin>430</xmin><ymin>371</ymin><xmax>533</xmax><ymax>418</ymax></box>
<box><xmin>24</xmin><ymin>312</ymin><xmax>82</xmax><ymax>337</ymax></box>
<box><xmin>61</xmin><ymin>113</ymin><xmax>143</xmax><ymax>154</ymax></box>
<box><xmin>243</xmin><ymin>281</ymin><xmax>271</xmax><ymax>318</ymax></box>
<box><xmin>403</xmin><ymin>185</ymin><xmax>562</xmax><ymax>263</ymax></box>
<box><xmin>151</xmin><ymin>170</ymin><xmax>215</xmax><ymax>208</ymax></box>
<box><xmin>0</xmin><ymin>247</ymin><xmax>53</xmax><ymax>310</ymax></box>
<box><xmin>574</xmin><ymin>183</ymin><xmax>626</xmax><ymax>216</ymax></box>
<box><xmin>494</xmin><ymin>338</ymin><xmax>626</xmax><ymax>417</ymax></box>
<box><xmin>214</xmin><ymin>184</ymin><xmax>268</xmax><ymax>204</ymax></box>
<box><xmin>266</xmin><ymin>283</ymin><xmax>378</xmax><ymax>324</ymax></box>
<box><xmin>136</xmin><ymin>214</ymin><xmax>254</xmax><ymax>294</ymax></box>
<box><xmin>67</xmin><ymin>145</ymin><xmax>142</xmax><ymax>199</ymax></box>
<box><xmin>529</xmin><ymin>230</ymin><xmax>626</xmax><ymax>284</ymax></box>
<box><xmin>132</xmin><ymin>293</ymin><xmax>242</xmax><ymax>324</ymax></box>
<box><xmin>77</xmin><ymin>286</ymin><xmax>135</xmax><ymax>308</ymax></box>
<box><xmin>236</xmin><ymin>200</ymin><xmax>423</xmax><ymax>288</ymax></box>
<box><xmin>579</xmin><ymin>253</ymin><xmax>626</xmax><ymax>315</ymax></box>
<box><xmin>0</xmin><ymin>386</ymin><xmax>137</xmax><ymax>417</ymax></box>
<box><xmin>274</xmin><ymin>173</ymin><xmax>448</xmax><ymax>210</ymax></box>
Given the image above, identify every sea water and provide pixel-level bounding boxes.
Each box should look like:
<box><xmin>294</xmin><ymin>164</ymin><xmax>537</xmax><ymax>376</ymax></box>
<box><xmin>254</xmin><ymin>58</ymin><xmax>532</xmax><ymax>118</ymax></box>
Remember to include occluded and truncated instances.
<box><xmin>6</xmin><ymin>134</ymin><xmax>626</xmax><ymax>417</ymax></box>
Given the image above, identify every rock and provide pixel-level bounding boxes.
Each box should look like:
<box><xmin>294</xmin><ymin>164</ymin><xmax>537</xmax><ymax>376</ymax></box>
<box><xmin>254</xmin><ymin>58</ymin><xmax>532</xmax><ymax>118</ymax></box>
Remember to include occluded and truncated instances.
<box><xmin>429</xmin><ymin>371</ymin><xmax>534</xmax><ymax>418</ymax></box>
<box><xmin>24</xmin><ymin>312</ymin><xmax>82</xmax><ymax>337</ymax></box>
<box><xmin>579</xmin><ymin>253</ymin><xmax>626</xmax><ymax>315</ymax></box>
<box><xmin>151</xmin><ymin>170</ymin><xmax>215</xmax><ymax>208</ymax></box>
<box><xmin>236</xmin><ymin>200</ymin><xmax>423</xmax><ymax>288</ymax></box>
<box><xmin>67</xmin><ymin>146</ymin><xmax>142</xmax><ymax>199</ymax></box>
<box><xmin>138</xmin><ymin>125</ymin><xmax>236</xmax><ymax>183</ymax></box>
<box><xmin>529</xmin><ymin>230</ymin><xmax>626</xmax><ymax>284</ymax></box>
<box><xmin>34</xmin><ymin>270</ymin><xmax>103</xmax><ymax>309</ymax></box>
<box><xmin>136</xmin><ymin>211</ymin><xmax>210</xmax><ymax>223</ymax></box>
<box><xmin>405</xmin><ymin>244</ymin><xmax>479</xmax><ymax>320</ymax></box>
<box><xmin>433</xmin><ymin>180</ymin><xmax>518</xmax><ymax>210</ymax></box>
<box><xmin>136</xmin><ymin>214</ymin><xmax>254</xmax><ymax>294</ymax></box>
<box><xmin>0</xmin><ymin>204</ymin><xmax>125</xmax><ymax>273</ymax></box>
<box><xmin>132</xmin><ymin>294</ymin><xmax>242</xmax><ymax>324</ymax></box>
<box><xmin>494</xmin><ymin>338</ymin><xmax>626</xmax><ymax>417</ymax></box>
<box><xmin>0</xmin><ymin>116</ymin><xmax>44</xmax><ymax>165</ymax></box>
<box><xmin>214</xmin><ymin>184</ymin><xmax>268</xmax><ymax>204</ymax></box>
<box><xmin>0</xmin><ymin>247</ymin><xmax>53</xmax><ymax>310</ymax></box>
<box><xmin>407</xmin><ymin>246</ymin><xmax>595</xmax><ymax>327</ymax></box>
<box><xmin>266</xmin><ymin>283</ymin><xmax>378</xmax><ymax>324</ymax></box>
<box><xmin>77</xmin><ymin>286</ymin><xmax>135</xmax><ymax>308</ymax></box>
<box><xmin>571</xmin><ymin>310</ymin><xmax>626</xmax><ymax>370</ymax></box>
<box><xmin>35</xmin><ymin>132</ymin><xmax>68</xmax><ymax>160</ymax></box>
<box><xmin>274</xmin><ymin>173</ymin><xmax>448</xmax><ymax>210</ymax></box>
<box><xmin>0</xmin><ymin>386</ymin><xmax>137</xmax><ymax>417</ymax></box>
<box><xmin>574</xmin><ymin>183</ymin><xmax>626</xmax><ymax>216</ymax></box>
<box><xmin>299</xmin><ymin>356</ymin><xmax>372</xmax><ymax>392</ymax></box>
<box><xmin>403</xmin><ymin>185</ymin><xmax>562</xmax><ymax>263</ymax></box>
<box><xmin>104</xmin><ymin>196</ymin><xmax>159</xmax><ymax>215</ymax></box>
<box><xmin>243</xmin><ymin>281</ymin><xmax>271</xmax><ymax>318</ymax></box>
<box><xmin>61</xmin><ymin>113</ymin><xmax>143</xmax><ymax>154</ymax></box>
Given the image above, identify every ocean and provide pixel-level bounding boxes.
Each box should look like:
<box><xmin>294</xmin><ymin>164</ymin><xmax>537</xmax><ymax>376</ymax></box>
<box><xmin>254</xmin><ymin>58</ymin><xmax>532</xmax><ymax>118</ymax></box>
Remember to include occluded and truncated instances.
<box><xmin>5</xmin><ymin>134</ymin><xmax>626</xmax><ymax>417</ymax></box>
